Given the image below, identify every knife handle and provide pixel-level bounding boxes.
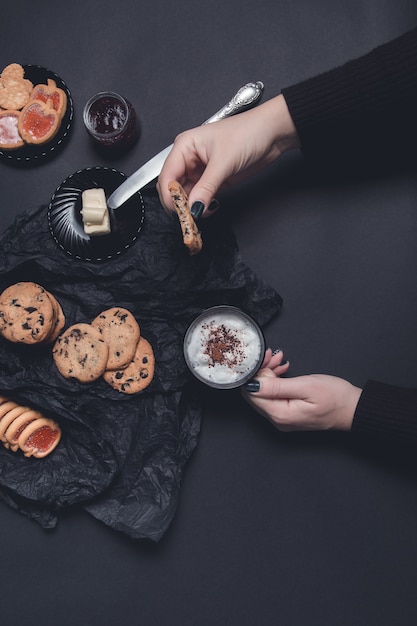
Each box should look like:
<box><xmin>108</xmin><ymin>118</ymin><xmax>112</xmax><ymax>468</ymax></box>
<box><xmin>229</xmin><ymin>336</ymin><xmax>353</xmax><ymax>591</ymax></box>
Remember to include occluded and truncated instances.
<box><xmin>202</xmin><ymin>81</ymin><xmax>264</xmax><ymax>125</ymax></box>
<box><xmin>106</xmin><ymin>82</ymin><xmax>265</xmax><ymax>209</ymax></box>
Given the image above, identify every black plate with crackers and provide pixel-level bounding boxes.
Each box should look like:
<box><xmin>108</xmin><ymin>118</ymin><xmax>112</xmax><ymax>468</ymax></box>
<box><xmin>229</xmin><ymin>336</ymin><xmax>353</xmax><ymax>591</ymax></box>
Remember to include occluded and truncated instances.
<box><xmin>0</xmin><ymin>64</ymin><xmax>74</xmax><ymax>163</ymax></box>
<box><xmin>48</xmin><ymin>166</ymin><xmax>145</xmax><ymax>262</ymax></box>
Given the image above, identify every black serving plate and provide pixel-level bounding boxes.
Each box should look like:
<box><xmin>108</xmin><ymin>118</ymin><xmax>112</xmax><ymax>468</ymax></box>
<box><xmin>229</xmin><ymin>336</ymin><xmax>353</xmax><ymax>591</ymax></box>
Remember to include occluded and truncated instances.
<box><xmin>48</xmin><ymin>167</ymin><xmax>145</xmax><ymax>262</ymax></box>
<box><xmin>0</xmin><ymin>64</ymin><xmax>73</xmax><ymax>163</ymax></box>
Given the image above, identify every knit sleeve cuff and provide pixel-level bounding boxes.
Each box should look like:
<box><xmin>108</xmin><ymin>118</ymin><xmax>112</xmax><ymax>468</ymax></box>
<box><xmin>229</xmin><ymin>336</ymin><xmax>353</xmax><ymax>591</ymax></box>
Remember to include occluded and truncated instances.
<box><xmin>352</xmin><ymin>379</ymin><xmax>417</xmax><ymax>444</ymax></box>
<box><xmin>281</xmin><ymin>28</ymin><xmax>417</xmax><ymax>160</ymax></box>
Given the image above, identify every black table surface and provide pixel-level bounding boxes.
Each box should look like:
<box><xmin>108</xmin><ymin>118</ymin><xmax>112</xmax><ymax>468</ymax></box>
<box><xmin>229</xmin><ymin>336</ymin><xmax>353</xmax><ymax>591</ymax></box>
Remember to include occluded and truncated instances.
<box><xmin>2</xmin><ymin>2</ymin><xmax>417</xmax><ymax>625</ymax></box>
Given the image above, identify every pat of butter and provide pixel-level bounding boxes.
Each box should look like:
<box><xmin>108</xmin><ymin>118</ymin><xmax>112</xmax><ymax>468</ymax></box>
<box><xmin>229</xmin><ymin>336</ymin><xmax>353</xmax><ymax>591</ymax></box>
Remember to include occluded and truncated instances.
<box><xmin>81</xmin><ymin>188</ymin><xmax>107</xmax><ymax>224</ymax></box>
<box><xmin>81</xmin><ymin>187</ymin><xmax>111</xmax><ymax>236</ymax></box>
<box><xmin>84</xmin><ymin>210</ymin><xmax>111</xmax><ymax>236</ymax></box>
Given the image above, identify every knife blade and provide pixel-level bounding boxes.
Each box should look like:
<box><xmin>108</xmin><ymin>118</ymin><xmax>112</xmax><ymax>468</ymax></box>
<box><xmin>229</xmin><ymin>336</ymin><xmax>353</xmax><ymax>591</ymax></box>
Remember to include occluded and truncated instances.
<box><xmin>107</xmin><ymin>81</ymin><xmax>264</xmax><ymax>210</ymax></box>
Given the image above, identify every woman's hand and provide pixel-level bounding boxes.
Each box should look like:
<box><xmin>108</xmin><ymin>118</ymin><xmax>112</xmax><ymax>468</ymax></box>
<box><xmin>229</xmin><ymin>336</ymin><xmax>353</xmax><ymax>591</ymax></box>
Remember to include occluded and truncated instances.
<box><xmin>242</xmin><ymin>350</ymin><xmax>362</xmax><ymax>432</ymax></box>
<box><xmin>157</xmin><ymin>94</ymin><xmax>300</xmax><ymax>217</ymax></box>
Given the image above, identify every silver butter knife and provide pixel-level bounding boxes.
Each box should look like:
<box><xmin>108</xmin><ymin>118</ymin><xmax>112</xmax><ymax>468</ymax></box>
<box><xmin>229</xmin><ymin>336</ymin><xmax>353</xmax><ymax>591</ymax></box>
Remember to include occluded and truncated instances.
<box><xmin>107</xmin><ymin>81</ymin><xmax>264</xmax><ymax>209</ymax></box>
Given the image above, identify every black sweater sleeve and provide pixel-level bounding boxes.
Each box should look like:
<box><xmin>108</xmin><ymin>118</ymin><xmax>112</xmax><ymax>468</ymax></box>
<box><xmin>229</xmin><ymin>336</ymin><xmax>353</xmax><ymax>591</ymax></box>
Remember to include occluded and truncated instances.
<box><xmin>282</xmin><ymin>28</ymin><xmax>417</xmax><ymax>443</ymax></box>
<box><xmin>281</xmin><ymin>28</ymin><xmax>417</xmax><ymax>165</ymax></box>
<box><xmin>352</xmin><ymin>380</ymin><xmax>417</xmax><ymax>445</ymax></box>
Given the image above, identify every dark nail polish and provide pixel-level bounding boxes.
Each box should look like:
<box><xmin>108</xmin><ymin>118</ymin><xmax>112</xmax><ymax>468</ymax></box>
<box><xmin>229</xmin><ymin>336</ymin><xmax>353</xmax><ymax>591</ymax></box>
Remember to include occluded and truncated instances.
<box><xmin>244</xmin><ymin>380</ymin><xmax>260</xmax><ymax>393</ymax></box>
<box><xmin>191</xmin><ymin>201</ymin><xmax>204</xmax><ymax>219</ymax></box>
<box><xmin>280</xmin><ymin>360</ymin><xmax>288</xmax><ymax>367</ymax></box>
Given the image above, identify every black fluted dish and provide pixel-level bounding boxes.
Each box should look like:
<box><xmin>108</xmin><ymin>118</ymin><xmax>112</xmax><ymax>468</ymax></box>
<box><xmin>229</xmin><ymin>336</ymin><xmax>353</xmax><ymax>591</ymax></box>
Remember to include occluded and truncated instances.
<box><xmin>47</xmin><ymin>167</ymin><xmax>145</xmax><ymax>262</ymax></box>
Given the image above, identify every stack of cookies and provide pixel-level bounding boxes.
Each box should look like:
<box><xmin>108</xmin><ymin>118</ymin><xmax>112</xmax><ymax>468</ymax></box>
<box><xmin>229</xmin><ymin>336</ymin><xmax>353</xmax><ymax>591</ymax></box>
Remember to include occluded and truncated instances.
<box><xmin>0</xmin><ymin>281</ymin><xmax>65</xmax><ymax>344</ymax></box>
<box><xmin>52</xmin><ymin>307</ymin><xmax>155</xmax><ymax>394</ymax></box>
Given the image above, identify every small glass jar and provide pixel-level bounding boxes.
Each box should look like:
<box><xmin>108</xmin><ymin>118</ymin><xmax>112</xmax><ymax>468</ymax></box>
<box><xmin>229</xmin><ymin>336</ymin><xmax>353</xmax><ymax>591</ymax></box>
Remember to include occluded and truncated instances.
<box><xmin>83</xmin><ymin>91</ymin><xmax>139</xmax><ymax>150</ymax></box>
<box><xmin>183</xmin><ymin>305</ymin><xmax>266</xmax><ymax>389</ymax></box>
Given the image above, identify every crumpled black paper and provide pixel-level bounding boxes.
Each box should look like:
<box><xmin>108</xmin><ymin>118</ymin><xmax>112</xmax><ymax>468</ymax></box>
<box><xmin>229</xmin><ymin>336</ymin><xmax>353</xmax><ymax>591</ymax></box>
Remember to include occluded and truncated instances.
<box><xmin>0</xmin><ymin>187</ymin><xmax>282</xmax><ymax>540</ymax></box>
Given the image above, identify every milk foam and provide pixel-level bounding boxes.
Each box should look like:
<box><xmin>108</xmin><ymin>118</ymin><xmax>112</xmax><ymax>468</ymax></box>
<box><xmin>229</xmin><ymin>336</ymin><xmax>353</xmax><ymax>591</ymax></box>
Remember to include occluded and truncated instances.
<box><xmin>185</xmin><ymin>310</ymin><xmax>263</xmax><ymax>386</ymax></box>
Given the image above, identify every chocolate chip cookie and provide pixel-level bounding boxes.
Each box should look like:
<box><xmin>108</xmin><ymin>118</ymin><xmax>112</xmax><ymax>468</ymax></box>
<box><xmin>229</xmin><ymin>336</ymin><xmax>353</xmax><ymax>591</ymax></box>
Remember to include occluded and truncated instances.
<box><xmin>91</xmin><ymin>307</ymin><xmax>140</xmax><ymax>370</ymax></box>
<box><xmin>52</xmin><ymin>323</ymin><xmax>109</xmax><ymax>383</ymax></box>
<box><xmin>0</xmin><ymin>281</ymin><xmax>56</xmax><ymax>344</ymax></box>
<box><xmin>103</xmin><ymin>336</ymin><xmax>155</xmax><ymax>394</ymax></box>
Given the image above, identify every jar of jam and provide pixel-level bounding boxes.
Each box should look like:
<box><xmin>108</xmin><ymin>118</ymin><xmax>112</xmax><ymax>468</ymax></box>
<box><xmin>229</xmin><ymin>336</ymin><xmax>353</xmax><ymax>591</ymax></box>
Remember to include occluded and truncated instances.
<box><xmin>83</xmin><ymin>91</ymin><xmax>139</xmax><ymax>150</ymax></box>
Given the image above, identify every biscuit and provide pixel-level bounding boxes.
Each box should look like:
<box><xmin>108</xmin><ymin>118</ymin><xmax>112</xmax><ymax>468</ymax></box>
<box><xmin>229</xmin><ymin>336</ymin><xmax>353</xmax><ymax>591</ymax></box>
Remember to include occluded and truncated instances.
<box><xmin>91</xmin><ymin>307</ymin><xmax>140</xmax><ymax>370</ymax></box>
<box><xmin>0</xmin><ymin>281</ymin><xmax>55</xmax><ymax>344</ymax></box>
<box><xmin>0</xmin><ymin>400</ymin><xmax>18</xmax><ymax>422</ymax></box>
<box><xmin>0</xmin><ymin>404</ymin><xmax>28</xmax><ymax>442</ymax></box>
<box><xmin>0</xmin><ymin>398</ymin><xmax>61</xmax><ymax>458</ymax></box>
<box><xmin>0</xmin><ymin>64</ymin><xmax>66</xmax><ymax>147</ymax></box>
<box><xmin>0</xmin><ymin>400</ymin><xmax>18</xmax><ymax>431</ymax></box>
<box><xmin>0</xmin><ymin>78</ymin><xmax>31</xmax><ymax>110</ymax></box>
<box><xmin>52</xmin><ymin>323</ymin><xmax>109</xmax><ymax>383</ymax></box>
<box><xmin>1</xmin><ymin>63</ymin><xmax>25</xmax><ymax>82</ymax></box>
<box><xmin>0</xmin><ymin>110</ymin><xmax>24</xmax><ymax>149</ymax></box>
<box><xmin>17</xmin><ymin>416</ymin><xmax>61</xmax><ymax>458</ymax></box>
<box><xmin>0</xmin><ymin>396</ymin><xmax>11</xmax><ymax>410</ymax></box>
<box><xmin>0</xmin><ymin>65</ymin><xmax>33</xmax><ymax>99</ymax></box>
<box><xmin>103</xmin><ymin>336</ymin><xmax>155</xmax><ymax>394</ymax></box>
<box><xmin>168</xmin><ymin>181</ymin><xmax>203</xmax><ymax>255</ymax></box>
<box><xmin>18</xmin><ymin>99</ymin><xmax>60</xmax><ymax>145</ymax></box>
<box><xmin>3</xmin><ymin>409</ymin><xmax>40</xmax><ymax>452</ymax></box>
<box><xmin>44</xmin><ymin>291</ymin><xmax>66</xmax><ymax>343</ymax></box>
<box><xmin>30</xmin><ymin>78</ymin><xmax>67</xmax><ymax>120</ymax></box>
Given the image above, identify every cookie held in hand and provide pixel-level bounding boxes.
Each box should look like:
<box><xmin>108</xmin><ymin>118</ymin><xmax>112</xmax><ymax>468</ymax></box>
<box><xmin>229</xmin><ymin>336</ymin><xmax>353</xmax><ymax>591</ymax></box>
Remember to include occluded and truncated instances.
<box><xmin>168</xmin><ymin>180</ymin><xmax>203</xmax><ymax>255</ymax></box>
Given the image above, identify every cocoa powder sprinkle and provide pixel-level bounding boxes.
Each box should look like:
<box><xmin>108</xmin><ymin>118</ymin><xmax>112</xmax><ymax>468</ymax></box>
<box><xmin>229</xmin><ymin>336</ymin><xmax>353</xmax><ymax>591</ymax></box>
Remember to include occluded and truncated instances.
<box><xmin>202</xmin><ymin>322</ymin><xmax>245</xmax><ymax>369</ymax></box>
